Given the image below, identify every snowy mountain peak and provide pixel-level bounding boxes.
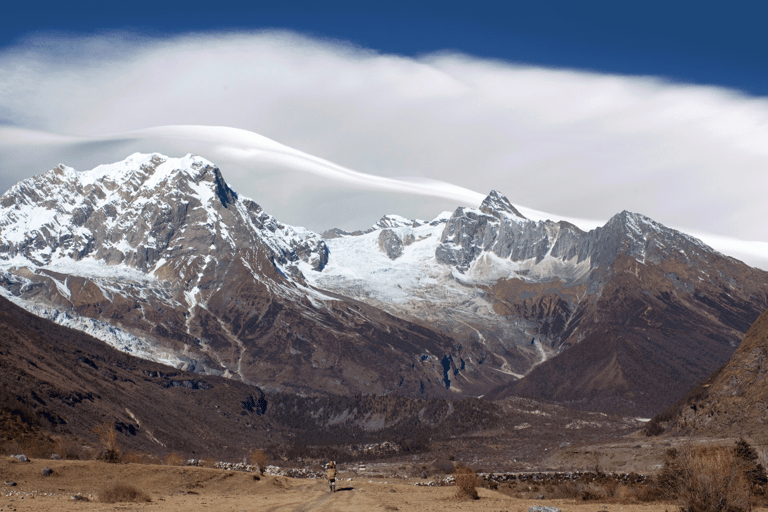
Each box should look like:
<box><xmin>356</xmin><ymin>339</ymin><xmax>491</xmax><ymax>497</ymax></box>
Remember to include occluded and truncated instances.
<box><xmin>371</xmin><ymin>214</ymin><xmax>424</xmax><ymax>230</ymax></box>
<box><xmin>77</xmin><ymin>152</ymin><xmax>236</xmax><ymax>207</ymax></box>
<box><xmin>433</xmin><ymin>188</ymin><xmax>724</xmax><ymax>286</ymax></box>
<box><xmin>0</xmin><ymin>152</ymin><xmax>327</xmax><ymax>276</ymax></box>
<box><xmin>479</xmin><ymin>190</ymin><xmax>527</xmax><ymax>220</ymax></box>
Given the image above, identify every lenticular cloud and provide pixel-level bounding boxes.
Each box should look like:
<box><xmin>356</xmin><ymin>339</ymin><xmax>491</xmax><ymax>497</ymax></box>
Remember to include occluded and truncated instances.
<box><xmin>1</xmin><ymin>30</ymin><xmax>768</xmax><ymax>263</ymax></box>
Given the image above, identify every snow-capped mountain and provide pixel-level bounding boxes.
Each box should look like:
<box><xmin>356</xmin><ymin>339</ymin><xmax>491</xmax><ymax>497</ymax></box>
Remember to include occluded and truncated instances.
<box><xmin>309</xmin><ymin>191</ymin><xmax>768</xmax><ymax>414</ymax></box>
<box><xmin>1</xmin><ymin>153</ymin><xmax>767</xmax><ymax>414</ymax></box>
<box><xmin>0</xmin><ymin>153</ymin><xmax>506</xmax><ymax>398</ymax></box>
<box><xmin>0</xmin><ymin>153</ymin><xmax>327</xmax><ymax>274</ymax></box>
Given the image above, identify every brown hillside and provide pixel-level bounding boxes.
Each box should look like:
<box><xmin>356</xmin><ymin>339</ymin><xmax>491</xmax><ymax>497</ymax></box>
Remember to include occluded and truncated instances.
<box><xmin>0</xmin><ymin>293</ymin><xmax>280</xmax><ymax>459</ymax></box>
<box><xmin>652</xmin><ymin>307</ymin><xmax>768</xmax><ymax>439</ymax></box>
<box><xmin>0</xmin><ymin>294</ymin><xmax>505</xmax><ymax>460</ymax></box>
<box><xmin>485</xmin><ymin>254</ymin><xmax>768</xmax><ymax>416</ymax></box>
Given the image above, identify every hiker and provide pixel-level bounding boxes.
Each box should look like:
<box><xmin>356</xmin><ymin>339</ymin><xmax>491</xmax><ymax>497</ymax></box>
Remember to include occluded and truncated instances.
<box><xmin>325</xmin><ymin>461</ymin><xmax>337</xmax><ymax>492</ymax></box>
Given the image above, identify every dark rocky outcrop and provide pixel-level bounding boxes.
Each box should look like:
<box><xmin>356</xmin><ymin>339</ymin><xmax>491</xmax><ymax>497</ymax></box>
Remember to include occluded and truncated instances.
<box><xmin>377</xmin><ymin>229</ymin><xmax>403</xmax><ymax>259</ymax></box>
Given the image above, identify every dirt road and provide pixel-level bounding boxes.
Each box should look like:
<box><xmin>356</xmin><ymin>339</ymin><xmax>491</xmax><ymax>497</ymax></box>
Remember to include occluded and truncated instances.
<box><xmin>2</xmin><ymin>457</ymin><xmax>763</xmax><ymax>512</ymax></box>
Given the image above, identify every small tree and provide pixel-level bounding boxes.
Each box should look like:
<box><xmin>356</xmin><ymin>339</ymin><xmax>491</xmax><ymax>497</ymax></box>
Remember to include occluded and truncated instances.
<box><xmin>454</xmin><ymin>464</ymin><xmax>479</xmax><ymax>500</ymax></box>
<box><xmin>251</xmin><ymin>449</ymin><xmax>270</xmax><ymax>475</ymax></box>
<box><xmin>587</xmin><ymin>450</ymin><xmax>604</xmax><ymax>474</ymax></box>
<box><xmin>734</xmin><ymin>439</ymin><xmax>768</xmax><ymax>496</ymax></box>
<box><xmin>93</xmin><ymin>421</ymin><xmax>120</xmax><ymax>463</ymax></box>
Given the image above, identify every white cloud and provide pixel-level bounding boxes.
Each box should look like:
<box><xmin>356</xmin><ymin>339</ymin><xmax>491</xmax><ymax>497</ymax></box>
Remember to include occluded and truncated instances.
<box><xmin>1</xmin><ymin>30</ymin><xmax>767</xmax><ymax>268</ymax></box>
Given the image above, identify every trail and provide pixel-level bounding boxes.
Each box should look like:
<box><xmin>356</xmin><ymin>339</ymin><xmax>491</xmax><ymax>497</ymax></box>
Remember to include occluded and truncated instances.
<box><xmin>265</xmin><ymin>481</ymin><xmax>354</xmax><ymax>512</ymax></box>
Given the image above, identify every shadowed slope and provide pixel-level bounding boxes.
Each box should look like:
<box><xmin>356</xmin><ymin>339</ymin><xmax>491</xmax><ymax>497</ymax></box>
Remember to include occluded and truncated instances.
<box><xmin>650</xmin><ymin>307</ymin><xmax>768</xmax><ymax>438</ymax></box>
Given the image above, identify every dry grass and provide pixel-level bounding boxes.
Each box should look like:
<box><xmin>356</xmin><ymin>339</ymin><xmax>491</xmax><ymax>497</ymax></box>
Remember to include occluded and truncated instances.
<box><xmin>99</xmin><ymin>483</ymin><xmax>151</xmax><ymax>503</ymax></box>
<box><xmin>454</xmin><ymin>465</ymin><xmax>479</xmax><ymax>500</ymax></box>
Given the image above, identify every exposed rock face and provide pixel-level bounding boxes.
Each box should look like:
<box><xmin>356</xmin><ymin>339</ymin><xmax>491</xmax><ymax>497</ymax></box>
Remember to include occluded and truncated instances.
<box><xmin>437</xmin><ymin>190</ymin><xmax>715</xmax><ymax>279</ymax></box>
<box><xmin>322</xmin><ymin>214</ymin><xmax>424</xmax><ymax>239</ymax></box>
<box><xmin>0</xmin><ymin>153</ymin><xmax>498</xmax><ymax>399</ymax></box>
<box><xmin>378</xmin><ymin>229</ymin><xmax>403</xmax><ymax>260</ymax></box>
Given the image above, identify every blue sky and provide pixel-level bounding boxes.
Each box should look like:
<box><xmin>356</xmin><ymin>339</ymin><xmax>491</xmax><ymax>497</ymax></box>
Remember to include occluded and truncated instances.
<box><xmin>4</xmin><ymin>1</ymin><xmax>767</xmax><ymax>96</ymax></box>
<box><xmin>2</xmin><ymin>1</ymin><xmax>768</xmax><ymax>268</ymax></box>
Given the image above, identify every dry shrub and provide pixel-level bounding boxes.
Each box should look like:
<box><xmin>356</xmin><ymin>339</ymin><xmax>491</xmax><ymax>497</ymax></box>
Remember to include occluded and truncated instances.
<box><xmin>92</xmin><ymin>421</ymin><xmax>120</xmax><ymax>463</ymax></box>
<box><xmin>581</xmin><ymin>488</ymin><xmax>604</xmax><ymax>501</ymax></box>
<box><xmin>548</xmin><ymin>481</ymin><xmax>581</xmax><ymax>499</ymax></box>
<box><xmin>454</xmin><ymin>465</ymin><xmax>479</xmax><ymax>500</ymax></box>
<box><xmin>432</xmin><ymin>458</ymin><xmax>455</xmax><ymax>475</ymax></box>
<box><xmin>199</xmin><ymin>457</ymin><xmax>217</xmax><ymax>468</ymax></box>
<box><xmin>99</xmin><ymin>484</ymin><xmax>151</xmax><ymax>503</ymax></box>
<box><xmin>122</xmin><ymin>451</ymin><xmax>152</xmax><ymax>465</ymax></box>
<box><xmin>164</xmin><ymin>452</ymin><xmax>185</xmax><ymax>466</ymax></box>
<box><xmin>250</xmin><ymin>449</ymin><xmax>270</xmax><ymax>475</ymax></box>
<box><xmin>81</xmin><ymin>446</ymin><xmax>98</xmax><ymax>461</ymax></box>
<box><xmin>735</xmin><ymin>439</ymin><xmax>768</xmax><ymax>496</ymax></box>
<box><xmin>6</xmin><ymin>436</ymin><xmax>52</xmax><ymax>459</ymax></box>
<box><xmin>54</xmin><ymin>437</ymin><xmax>85</xmax><ymax>460</ymax></box>
<box><xmin>666</xmin><ymin>444</ymin><xmax>752</xmax><ymax>512</ymax></box>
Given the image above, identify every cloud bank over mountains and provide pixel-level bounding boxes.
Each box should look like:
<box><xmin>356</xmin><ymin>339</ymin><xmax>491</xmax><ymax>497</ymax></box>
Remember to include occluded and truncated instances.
<box><xmin>1</xmin><ymin>30</ymin><xmax>767</xmax><ymax>267</ymax></box>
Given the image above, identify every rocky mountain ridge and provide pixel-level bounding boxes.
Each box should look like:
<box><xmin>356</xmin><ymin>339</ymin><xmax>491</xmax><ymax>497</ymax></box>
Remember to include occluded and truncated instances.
<box><xmin>0</xmin><ymin>152</ymin><xmax>327</xmax><ymax>274</ymax></box>
<box><xmin>310</xmin><ymin>192</ymin><xmax>768</xmax><ymax>414</ymax></box>
<box><xmin>2</xmin><ymin>153</ymin><xmax>767</xmax><ymax>415</ymax></box>
<box><xmin>0</xmin><ymin>153</ymin><xmax>504</xmax><ymax>399</ymax></box>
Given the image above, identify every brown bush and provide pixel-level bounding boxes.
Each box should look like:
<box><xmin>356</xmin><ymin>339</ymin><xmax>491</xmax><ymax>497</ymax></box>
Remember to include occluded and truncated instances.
<box><xmin>6</xmin><ymin>436</ymin><xmax>52</xmax><ymax>459</ymax></box>
<box><xmin>662</xmin><ymin>444</ymin><xmax>752</xmax><ymax>512</ymax></box>
<box><xmin>547</xmin><ymin>481</ymin><xmax>582</xmax><ymax>499</ymax></box>
<box><xmin>454</xmin><ymin>465</ymin><xmax>479</xmax><ymax>500</ymax></box>
<box><xmin>250</xmin><ymin>449</ymin><xmax>270</xmax><ymax>475</ymax></box>
<box><xmin>53</xmin><ymin>437</ymin><xmax>85</xmax><ymax>460</ymax></box>
<box><xmin>164</xmin><ymin>452</ymin><xmax>185</xmax><ymax>466</ymax></box>
<box><xmin>199</xmin><ymin>457</ymin><xmax>217</xmax><ymax>468</ymax></box>
<box><xmin>734</xmin><ymin>439</ymin><xmax>767</xmax><ymax>496</ymax></box>
<box><xmin>431</xmin><ymin>458</ymin><xmax>455</xmax><ymax>474</ymax></box>
<box><xmin>122</xmin><ymin>451</ymin><xmax>152</xmax><ymax>465</ymax></box>
<box><xmin>99</xmin><ymin>484</ymin><xmax>151</xmax><ymax>503</ymax></box>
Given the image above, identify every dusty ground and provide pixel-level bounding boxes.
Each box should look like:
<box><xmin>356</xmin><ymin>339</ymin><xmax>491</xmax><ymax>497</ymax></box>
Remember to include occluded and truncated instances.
<box><xmin>3</xmin><ymin>456</ymin><xmax>766</xmax><ymax>512</ymax></box>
